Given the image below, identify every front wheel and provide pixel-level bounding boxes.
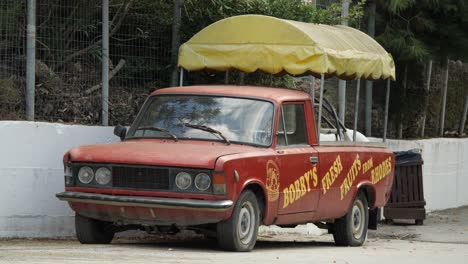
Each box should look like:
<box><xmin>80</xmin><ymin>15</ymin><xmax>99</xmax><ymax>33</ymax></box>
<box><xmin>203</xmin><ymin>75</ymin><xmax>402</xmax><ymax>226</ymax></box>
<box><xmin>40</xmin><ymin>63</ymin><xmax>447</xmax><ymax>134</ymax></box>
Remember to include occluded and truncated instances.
<box><xmin>75</xmin><ymin>214</ymin><xmax>115</xmax><ymax>244</ymax></box>
<box><xmin>216</xmin><ymin>190</ymin><xmax>260</xmax><ymax>252</ymax></box>
<box><xmin>333</xmin><ymin>192</ymin><xmax>369</xmax><ymax>246</ymax></box>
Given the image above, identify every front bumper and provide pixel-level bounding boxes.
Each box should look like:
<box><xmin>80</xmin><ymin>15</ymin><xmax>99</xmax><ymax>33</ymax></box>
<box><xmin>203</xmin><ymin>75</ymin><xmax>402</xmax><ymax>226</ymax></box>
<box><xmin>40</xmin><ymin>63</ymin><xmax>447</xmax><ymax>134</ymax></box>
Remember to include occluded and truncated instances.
<box><xmin>56</xmin><ymin>191</ymin><xmax>233</xmax><ymax>226</ymax></box>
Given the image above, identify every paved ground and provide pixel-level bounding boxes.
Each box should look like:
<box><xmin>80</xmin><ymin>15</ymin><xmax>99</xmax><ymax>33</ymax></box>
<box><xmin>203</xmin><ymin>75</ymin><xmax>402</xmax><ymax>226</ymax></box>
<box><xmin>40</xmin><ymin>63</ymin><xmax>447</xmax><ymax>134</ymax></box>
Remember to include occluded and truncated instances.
<box><xmin>1</xmin><ymin>207</ymin><xmax>467</xmax><ymax>264</ymax></box>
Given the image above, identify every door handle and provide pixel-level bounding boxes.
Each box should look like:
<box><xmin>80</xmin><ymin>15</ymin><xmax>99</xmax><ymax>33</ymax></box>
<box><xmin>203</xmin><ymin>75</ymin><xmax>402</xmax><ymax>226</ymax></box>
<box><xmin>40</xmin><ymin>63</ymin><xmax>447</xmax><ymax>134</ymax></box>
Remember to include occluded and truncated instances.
<box><xmin>309</xmin><ymin>156</ymin><xmax>319</xmax><ymax>164</ymax></box>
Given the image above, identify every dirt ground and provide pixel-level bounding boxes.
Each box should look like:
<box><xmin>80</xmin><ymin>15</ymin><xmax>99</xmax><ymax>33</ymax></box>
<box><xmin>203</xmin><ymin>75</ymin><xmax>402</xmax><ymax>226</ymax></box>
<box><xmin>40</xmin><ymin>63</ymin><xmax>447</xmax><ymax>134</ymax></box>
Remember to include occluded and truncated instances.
<box><xmin>1</xmin><ymin>207</ymin><xmax>467</xmax><ymax>264</ymax></box>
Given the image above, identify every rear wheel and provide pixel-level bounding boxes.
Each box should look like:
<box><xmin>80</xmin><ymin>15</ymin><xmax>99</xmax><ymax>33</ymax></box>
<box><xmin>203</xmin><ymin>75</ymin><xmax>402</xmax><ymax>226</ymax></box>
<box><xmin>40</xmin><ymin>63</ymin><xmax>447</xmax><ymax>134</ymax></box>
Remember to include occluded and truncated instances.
<box><xmin>75</xmin><ymin>214</ymin><xmax>115</xmax><ymax>244</ymax></box>
<box><xmin>333</xmin><ymin>192</ymin><xmax>369</xmax><ymax>246</ymax></box>
<box><xmin>216</xmin><ymin>190</ymin><xmax>260</xmax><ymax>252</ymax></box>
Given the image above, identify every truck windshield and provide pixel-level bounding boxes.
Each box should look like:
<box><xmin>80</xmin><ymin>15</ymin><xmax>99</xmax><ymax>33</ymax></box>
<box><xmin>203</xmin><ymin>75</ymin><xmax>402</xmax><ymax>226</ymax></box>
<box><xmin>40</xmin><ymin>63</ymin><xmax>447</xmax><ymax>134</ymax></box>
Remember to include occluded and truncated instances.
<box><xmin>127</xmin><ymin>95</ymin><xmax>274</xmax><ymax>146</ymax></box>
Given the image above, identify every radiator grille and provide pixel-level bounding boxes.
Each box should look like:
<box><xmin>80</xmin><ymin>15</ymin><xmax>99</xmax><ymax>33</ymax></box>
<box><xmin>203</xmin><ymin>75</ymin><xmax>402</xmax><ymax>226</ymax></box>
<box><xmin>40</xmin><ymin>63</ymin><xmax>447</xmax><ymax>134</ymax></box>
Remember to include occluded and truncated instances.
<box><xmin>112</xmin><ymin>166</ymin><xmax>170</xmax><ymax>190</ymax></box>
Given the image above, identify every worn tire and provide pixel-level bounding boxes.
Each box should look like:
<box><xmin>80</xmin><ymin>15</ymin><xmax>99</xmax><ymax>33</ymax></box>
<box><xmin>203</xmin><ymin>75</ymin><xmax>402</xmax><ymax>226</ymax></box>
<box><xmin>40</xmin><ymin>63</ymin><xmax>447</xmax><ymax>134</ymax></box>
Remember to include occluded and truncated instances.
<box><xmin>216</xmin><ymin>190</ymin><xmax>260</xmax><ymax>252</ymax></box>
<box><xmin>75</xmin><ymin>214</ymin><xmax>115</xmax><ymax>244</ymax></box>
<box><xmin>333</xmin><ymin>192</ymin><xmax>369</xmax><ymax>246</ymax></box>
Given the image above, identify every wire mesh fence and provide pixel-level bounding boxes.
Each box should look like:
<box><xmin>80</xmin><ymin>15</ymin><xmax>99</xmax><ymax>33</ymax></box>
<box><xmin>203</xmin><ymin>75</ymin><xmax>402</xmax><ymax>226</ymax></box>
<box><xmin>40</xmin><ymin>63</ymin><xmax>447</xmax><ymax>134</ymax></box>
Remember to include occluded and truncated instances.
<box><xmin>34</xmin><ymin>0</ymin><xmax>103</xmax><ymax>124</ymax></box>
<box><xmin>34</xmin><ymin>0</ymin><xmax>172</xmax><ymax>125</ymax></box>
<box><xmin>1</xmin><ymin>1</ymin><xmax>466</xmax><ymax>138</ymax></box>
<box><xmin>1</xmin><ymin>0</ymin><xmax>345</xmax><ymax>126</ymax></box>
<box><xmin>1</xmin><ymin>0</ymin><xmax>172</xmax><ymax>125</ymax></box>
<box><xmin>0</xmin><ymin>1</ymin><xmax>26</xmax><ymax>120</ymax></box>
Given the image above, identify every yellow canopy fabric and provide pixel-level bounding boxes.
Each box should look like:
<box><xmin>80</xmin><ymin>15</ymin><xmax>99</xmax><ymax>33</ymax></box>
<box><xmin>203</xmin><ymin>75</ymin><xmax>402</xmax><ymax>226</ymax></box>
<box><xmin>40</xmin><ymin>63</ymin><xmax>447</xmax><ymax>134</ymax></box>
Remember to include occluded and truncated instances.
<box><xmin>178</xmin><ymin>15</ymin><xmax>395</xmax><ymax>80</ymax></box>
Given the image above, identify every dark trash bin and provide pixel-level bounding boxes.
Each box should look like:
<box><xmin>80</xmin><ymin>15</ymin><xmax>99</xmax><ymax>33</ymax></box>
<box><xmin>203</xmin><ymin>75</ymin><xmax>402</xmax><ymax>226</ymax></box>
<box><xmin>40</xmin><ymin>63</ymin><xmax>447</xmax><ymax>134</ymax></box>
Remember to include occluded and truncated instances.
<box><xmin>384</xmin><ymin>149</ymin><xmax>426</xmax><ymax>225</ymax></box>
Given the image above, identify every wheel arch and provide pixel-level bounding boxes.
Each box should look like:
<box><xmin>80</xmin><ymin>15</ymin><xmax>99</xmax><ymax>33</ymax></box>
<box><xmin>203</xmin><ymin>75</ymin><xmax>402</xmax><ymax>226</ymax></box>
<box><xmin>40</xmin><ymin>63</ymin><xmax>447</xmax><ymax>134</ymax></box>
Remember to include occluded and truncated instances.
<box><xmin>241</xmin><ymin>182</ymin><xmax>267</xmax><ymax>224</ymax></box>
<box><xmin>356</xmin><ymin>182</ymin><xmax>376</xmax><ymax>208</ymax></box>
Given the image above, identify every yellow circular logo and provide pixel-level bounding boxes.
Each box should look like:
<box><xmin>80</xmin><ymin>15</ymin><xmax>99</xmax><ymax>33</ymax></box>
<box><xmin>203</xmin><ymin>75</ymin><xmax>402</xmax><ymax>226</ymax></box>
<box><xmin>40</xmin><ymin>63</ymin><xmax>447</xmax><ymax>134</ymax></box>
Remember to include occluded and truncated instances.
<box><xmin>266</xmin><ymin>160</ymin><xmax>280</xmax><ymax>202</ymax></box>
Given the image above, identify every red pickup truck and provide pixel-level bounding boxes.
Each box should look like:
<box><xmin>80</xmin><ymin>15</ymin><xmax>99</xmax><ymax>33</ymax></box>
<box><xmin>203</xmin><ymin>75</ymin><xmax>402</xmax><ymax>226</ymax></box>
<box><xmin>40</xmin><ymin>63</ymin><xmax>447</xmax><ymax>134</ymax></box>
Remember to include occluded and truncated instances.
<box><xmin>57</xmin><ymin>85</ymin><xmax>394</xmax><ymax>251</ymax></box>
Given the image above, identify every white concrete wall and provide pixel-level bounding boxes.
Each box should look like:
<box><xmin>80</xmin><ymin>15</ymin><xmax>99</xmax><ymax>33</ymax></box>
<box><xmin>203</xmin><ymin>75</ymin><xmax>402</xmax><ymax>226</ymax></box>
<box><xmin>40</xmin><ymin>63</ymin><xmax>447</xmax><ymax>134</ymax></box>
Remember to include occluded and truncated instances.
<box><xmin>0</xmin><ymin>121</ymin><xmax>118</xmax><ymax>237</ymax></box>
<box><xmin>373</xmin><ymin>138</ymin><xmax>468</xmax><ymax>211</ymax></box>
<box><xmin>0</xmin><ymin>121</ymin><xmax>467</xmax><ymax>237</ymax></box>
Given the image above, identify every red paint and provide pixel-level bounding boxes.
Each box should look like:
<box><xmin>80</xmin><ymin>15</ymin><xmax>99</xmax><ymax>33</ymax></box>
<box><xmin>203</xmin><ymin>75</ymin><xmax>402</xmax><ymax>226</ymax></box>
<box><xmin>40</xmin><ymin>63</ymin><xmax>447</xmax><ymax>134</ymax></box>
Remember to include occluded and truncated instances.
<box><xmin>151</xmin><ymin>85</ymin><xmax>309</xmax><ymax>104</ymax></box>
<box><xmin>69</xmin><ymin>139</ymin><xmax>261</xmax><ymax>169</ymax></box>
<box><xmin>62</xmin><ymin>85</ymin><xmax>394</xmax><ymax>227</ymax></box>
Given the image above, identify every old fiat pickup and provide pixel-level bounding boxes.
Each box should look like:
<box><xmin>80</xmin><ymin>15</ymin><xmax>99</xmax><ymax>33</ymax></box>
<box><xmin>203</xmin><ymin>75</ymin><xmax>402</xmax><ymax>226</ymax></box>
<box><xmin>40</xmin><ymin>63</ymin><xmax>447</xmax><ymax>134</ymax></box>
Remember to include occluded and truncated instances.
<box><xmin>56</xmin><ymin>85</ymin><xmax>394</xmax><ymax>251</ymax></box>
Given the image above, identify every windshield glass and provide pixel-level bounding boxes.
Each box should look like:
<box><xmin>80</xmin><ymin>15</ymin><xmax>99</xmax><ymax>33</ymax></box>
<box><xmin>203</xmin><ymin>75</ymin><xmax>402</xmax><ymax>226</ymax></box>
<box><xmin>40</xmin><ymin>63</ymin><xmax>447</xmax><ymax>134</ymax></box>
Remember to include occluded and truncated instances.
<box><xmin>128</xmin><ymin>95</ymin><xmax>274</xmax><ymax>146</ymax></box>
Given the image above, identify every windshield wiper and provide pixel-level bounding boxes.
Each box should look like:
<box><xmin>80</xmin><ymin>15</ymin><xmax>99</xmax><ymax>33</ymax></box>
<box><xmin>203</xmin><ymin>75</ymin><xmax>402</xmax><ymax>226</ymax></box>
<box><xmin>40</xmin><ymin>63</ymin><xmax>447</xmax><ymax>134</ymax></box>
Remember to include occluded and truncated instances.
<box><xmin>182</xmin><ymin>123</ymin><xmax>230</xmax><ymax>145</ymax></box>
<box><xmin>134</xmin><ymin>126</ymin><xmax>178</xmax><ymax>141</ymax></box>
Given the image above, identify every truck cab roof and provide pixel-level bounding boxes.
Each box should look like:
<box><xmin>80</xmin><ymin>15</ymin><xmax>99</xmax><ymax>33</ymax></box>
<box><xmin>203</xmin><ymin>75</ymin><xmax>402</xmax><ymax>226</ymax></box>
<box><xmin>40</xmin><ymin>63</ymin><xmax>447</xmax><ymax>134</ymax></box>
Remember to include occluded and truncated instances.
<box><xmin>151</xmin><ymin>85</ymin><xmax>311</xmax><ymax>104</ymax></box>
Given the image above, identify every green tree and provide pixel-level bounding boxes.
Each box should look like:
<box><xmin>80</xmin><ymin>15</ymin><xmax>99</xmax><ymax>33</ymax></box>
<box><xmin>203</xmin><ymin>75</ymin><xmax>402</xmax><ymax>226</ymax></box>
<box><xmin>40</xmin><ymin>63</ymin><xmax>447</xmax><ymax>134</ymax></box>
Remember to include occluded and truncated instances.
<box><xmin>373</xmin><ymin>0</ymin><xmax>468</xmax><ymax>138</ymax></box>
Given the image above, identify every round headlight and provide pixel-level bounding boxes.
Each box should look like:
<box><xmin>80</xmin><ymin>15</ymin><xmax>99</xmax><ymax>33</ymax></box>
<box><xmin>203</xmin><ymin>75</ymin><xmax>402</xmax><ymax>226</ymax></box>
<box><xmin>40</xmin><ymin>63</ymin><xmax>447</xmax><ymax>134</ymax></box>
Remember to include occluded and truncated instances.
<box><xmin>95</xmin><ymin>167</ymin><xmax>111</xmax><ymax>185</ymax></box>
<box><xmin>175</xmin><ymin>172</ymin><xmax>192</xmax><ymax>190</ymax></box>
<box><xmin>78</xmin><ymin>167</ymin><xmax>94</xmax><ymax>184</ymax></box>
<box><xmin>194</xmin><ymin>173</ymin><xmax>211</xmax><ymax>191</ymax></box>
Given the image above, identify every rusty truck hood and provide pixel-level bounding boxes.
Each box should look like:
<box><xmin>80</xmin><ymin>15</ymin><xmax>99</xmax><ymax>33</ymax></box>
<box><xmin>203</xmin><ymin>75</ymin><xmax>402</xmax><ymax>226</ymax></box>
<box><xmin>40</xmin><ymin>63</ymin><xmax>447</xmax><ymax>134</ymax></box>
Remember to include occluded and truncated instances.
<box><xmin>68</xmin><ymin>139</ymin><xmax>261</xmax><ymax>169</ymax></box>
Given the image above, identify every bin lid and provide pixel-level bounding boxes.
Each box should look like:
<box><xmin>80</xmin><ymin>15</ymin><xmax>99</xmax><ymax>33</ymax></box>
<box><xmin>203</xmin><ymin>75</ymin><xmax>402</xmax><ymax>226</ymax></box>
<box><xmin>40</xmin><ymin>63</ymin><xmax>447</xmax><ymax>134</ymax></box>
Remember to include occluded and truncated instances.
<box><xmin>394</xmin><ymin>149</ymin><xmax>423</xmax><ymax>166</ymax></box>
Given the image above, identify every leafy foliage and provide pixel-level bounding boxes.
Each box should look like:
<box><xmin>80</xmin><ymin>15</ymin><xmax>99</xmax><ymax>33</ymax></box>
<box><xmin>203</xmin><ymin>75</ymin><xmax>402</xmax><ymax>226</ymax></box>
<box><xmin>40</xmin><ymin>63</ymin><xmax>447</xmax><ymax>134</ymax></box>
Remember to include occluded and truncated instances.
<box><xmin>372</xmin><ymin>0</ymin><xmax>468</xmax><ymax>138</ymax></box>
<box><xmin>386</xmin><ymin>0</ymin><xmax>415</xmax><ymax>14</ymax></box>
<box><xmin>375</xmin><ymin>0</ymin><xmax>468</xmax><ymax>63</ymax></box>
<box><xmin>181</xmin><ymin>0</ymin><xmax>367</xmax><ymax>40</ymax></box>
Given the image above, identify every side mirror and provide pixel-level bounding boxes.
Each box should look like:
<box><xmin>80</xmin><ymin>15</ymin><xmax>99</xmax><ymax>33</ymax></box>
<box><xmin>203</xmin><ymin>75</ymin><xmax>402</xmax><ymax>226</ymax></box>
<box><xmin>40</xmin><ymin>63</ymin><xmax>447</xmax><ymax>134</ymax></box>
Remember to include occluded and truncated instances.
<box><xmin>114</xmin><ymin>125</ymin><xmax>127</xmax><ymax>141</ymax></box>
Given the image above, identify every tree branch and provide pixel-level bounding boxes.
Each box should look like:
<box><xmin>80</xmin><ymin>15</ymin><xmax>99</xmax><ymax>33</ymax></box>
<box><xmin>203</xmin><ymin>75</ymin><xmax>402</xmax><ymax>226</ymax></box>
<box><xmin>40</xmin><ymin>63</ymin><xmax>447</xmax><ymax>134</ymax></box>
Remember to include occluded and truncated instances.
<box><xmin>84</xmin><ymin>59</ymin><xmax>126</xmax><ymax>95</ymax></box>
<box><xmin>57</xmin><ymin>0</ymin><xmax>134</xmax><ymax>68</ymax></box>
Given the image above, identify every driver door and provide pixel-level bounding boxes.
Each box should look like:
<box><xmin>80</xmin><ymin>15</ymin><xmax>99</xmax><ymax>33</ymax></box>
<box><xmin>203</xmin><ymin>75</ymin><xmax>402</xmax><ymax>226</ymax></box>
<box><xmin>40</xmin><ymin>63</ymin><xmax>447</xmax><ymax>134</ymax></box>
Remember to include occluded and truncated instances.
<box><xmin>276</xmin><ymin>102</ymin><xmax>320</xmax><ymax>215</ymax></box>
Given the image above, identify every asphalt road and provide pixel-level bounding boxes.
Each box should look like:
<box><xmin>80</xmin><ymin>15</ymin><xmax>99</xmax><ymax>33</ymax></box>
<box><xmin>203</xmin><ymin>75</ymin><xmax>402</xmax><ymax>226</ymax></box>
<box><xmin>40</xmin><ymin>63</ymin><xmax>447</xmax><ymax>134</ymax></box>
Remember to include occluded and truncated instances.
<box><xmin>1</xmin><ymin>237</ymin><xmax>467</xmax><ymax>264</ymax></box>
<box><xmin>1</xmin><ymin>207</ymin><xmax>467</xmax><ymax>264</ymax></box>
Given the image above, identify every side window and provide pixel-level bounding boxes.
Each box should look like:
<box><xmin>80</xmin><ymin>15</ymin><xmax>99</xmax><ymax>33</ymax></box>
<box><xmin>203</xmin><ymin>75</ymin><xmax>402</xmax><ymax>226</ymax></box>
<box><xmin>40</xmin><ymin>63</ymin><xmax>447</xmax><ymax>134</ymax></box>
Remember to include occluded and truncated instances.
<box><xmin>277</xmin><ymin>104</ymin><xmax>308</xmax><ymax>146</ymax></box>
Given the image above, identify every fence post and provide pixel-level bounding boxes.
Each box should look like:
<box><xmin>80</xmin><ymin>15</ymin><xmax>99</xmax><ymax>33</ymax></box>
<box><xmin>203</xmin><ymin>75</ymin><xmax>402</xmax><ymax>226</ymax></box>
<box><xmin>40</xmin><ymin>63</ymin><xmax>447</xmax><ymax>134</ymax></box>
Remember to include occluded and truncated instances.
<box><xmin>101</xmin><ymin>0</ymin><xmax>110</xmax><ymax>126</ymax></box>
<box><xmin>365</xmin><ymin>0</ymin><xmax>376</xmax><ymax>136</ymax></box>
<box><xmin>26</xmin><ymin>0</ymin><xmax>36</xmax><ymax>121</ymax></box>
<box><xmin>170</xmin><ymin>0</ymin><xmax>182</xmax><ymax>87</ymax></box>
<box><xmin>439</xmin><ymin>57</ymin><xmax>449</xmax><ymax>136</ymax></box>
<box><xmin>338</xmin><ymin>0</ymin><xmax>350</xmax><ymax>123</ymax></box>
<box><xmin>421</xmin><ymin>59</ymin><xmax>433</xmax><ymax>138</ymax></box>
<box><xmin>460</xmin><ymin>88</ymin><xmax>468</xmax><ymax>136</ymax></box>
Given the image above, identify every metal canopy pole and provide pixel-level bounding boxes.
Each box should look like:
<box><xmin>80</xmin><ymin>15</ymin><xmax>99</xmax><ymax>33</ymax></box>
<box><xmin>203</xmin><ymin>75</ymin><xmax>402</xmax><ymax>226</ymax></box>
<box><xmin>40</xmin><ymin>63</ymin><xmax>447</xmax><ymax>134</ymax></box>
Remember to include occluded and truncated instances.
<box><xmin>281</xmin><ymin>107</ymin><xmax>288</xmax><ymax>146</ymax></box>
<box><xmin>310</xmin><ymin>76</ymin><xmax>315</xmax><ymax>105</ymax></box>
<box><xmin>101</xmin><ymin>0</ymin><xmax>110</xmax><ymax>126</ymax></box>
<box><xmin>224</xmin><ymin>70</ymin><xmax>229</xmax><ymax>84</ymax></box>
<box><xmin>179</xmin><ymin>68</ymin><xmax>184</xmax><ymax>86</ymax></box>
<box><xmin>383</xmin><ymin>79</ymin><xmax>391</xmax><ymax>142</ymax></box>
<box><xmin>26</xmin><ymin>0</ymin><xmax>36</xmax><ymax>121</ymax></box>
<box><xmin>317</xmin><ymin>74</ymin><xmax>325</xmax><ymax>142</ymax></box>
<box><xmin>353</xmin><ymin>79</ymin><xmax>361</xmax><ymax>142</ymax></box>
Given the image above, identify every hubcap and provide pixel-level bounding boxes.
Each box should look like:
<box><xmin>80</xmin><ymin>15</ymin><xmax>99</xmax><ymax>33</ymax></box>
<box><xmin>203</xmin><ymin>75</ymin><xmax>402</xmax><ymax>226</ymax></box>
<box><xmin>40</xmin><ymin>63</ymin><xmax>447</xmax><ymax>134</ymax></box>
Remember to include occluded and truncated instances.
<box><xmin>237</xmin><ymin>201</ymin><xmax>255</xmax><ymax>245</ymax></box>
<box><xmin>351</xmin><ymin>199</ymin><xmax>365</xmax><ymax>239</ymax></box>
